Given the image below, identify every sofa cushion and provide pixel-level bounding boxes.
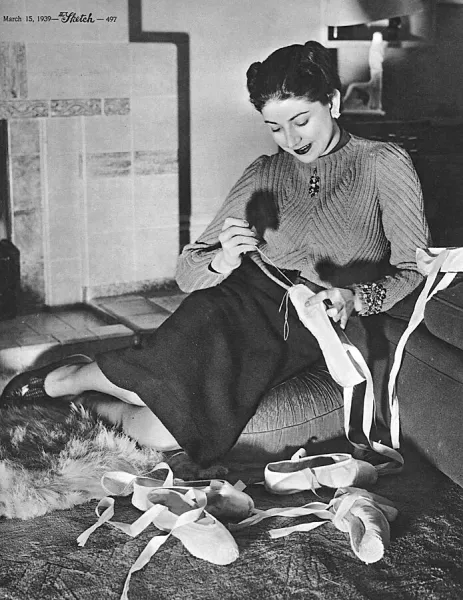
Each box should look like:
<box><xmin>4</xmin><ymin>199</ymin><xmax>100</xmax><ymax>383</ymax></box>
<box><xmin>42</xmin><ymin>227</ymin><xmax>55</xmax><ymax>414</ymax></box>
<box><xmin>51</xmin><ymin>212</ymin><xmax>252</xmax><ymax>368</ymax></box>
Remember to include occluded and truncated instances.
<box><xmin>229</xmin><ymin>363</ymin><xmax>344</xmax><ymax>463</ymax></box>
<box><xmin>424</xmin><ymin>278</ymin><xmax>463</xmax><ymax>351</ymax></box>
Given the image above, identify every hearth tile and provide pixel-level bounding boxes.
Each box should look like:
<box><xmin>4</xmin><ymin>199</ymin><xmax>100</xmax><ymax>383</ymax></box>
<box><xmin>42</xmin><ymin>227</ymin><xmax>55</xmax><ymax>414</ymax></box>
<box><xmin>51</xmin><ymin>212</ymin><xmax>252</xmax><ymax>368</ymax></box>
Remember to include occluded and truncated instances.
<box><xmin>49</xmin><ymin>218</ymin><xmax>82</xmax><ymax>261</ymax></box>
<box><xmin>48</xmin><ymin>259</ymin><xmax>83</xmax><ymax>307</ymax></box>
<box><xmin>89</xmin><ymin>323</ymin><xmax>134</xmax><ymax>340</ymax></box>
<box><xmin>27</xmin><ymin>42</ymin><xmax>82</xmax><ymax>77</ymax></box>
<box><xmin>104</xmin><ymin>98</ymin><xmax>130</xmax><ymax>116</ymax></box>
<box><xmin>46</xmin><ymin>119</ymin><xmax>83</xmax><ymax>213</ymax></box>
<box><xmin>93</xmin><ymin>294</ymin><xmax>141</xmax><ymax>309</ymax></box>
<box><xmin>85</xmin><ymin>115</ymin><xmax>131</xmax><ymax>153</ymax></box>
<box><xmin>148</xmin><ymin>293</ymin><xmax>188</xmax><ymax>314</ymax></box>
<box><xmin>20</xmin><ymin>313</ymin><xmax>78</xmax><ymax>335</ymax></box>
<box><xmin>132</xmin><ymin>95</ymin><xmax>178</xmax><ymax>152</ymax></box>
<box><xmin>133</xmin><ymin>173</ymin><xmax>178</xmax><ymax>228</ymax></box>
<box><xmin>134</xmin><ymin>151</ymin><xmax>178</xmax><ymax>176</ymax></box>
<box><xmin>48</xmin><ymin>276</ymin><xmax>83</xmax><ymax>306</ymax></box>
<box><xmin>9</xmin><ymin>119</ymin><xmax>39</xmax><ymax>155</ymax></box>
<box><xmin>0</xmin><ymin>100</ymin><xmax>49</xmax><ymax>119</ymax></box>
<box><xmin>98</xmin><ymin>296</ymin><xmax>170</xmax><ymax>318</ymax></box>
<box><xmin>0</xmin><ymin>319</ymin><xmax>37</xmax><ymax>335</ymax></box>
<box><xmin>119</xmin><ymin>312</ymin><xmax>171</xmax><ymax>332</ymax></box>
<box><xmin>14</xmin><ymin>333</ymin><xmax>56</xmax><ymax>346</ymax></box>
<box><xmin>51</xmin><ymin>99</ymin><xmax>101</xmax><ymax>118</ymax></box>
<box><xmin>80</xmin><ymin>75</ymin><xmax>130</xmax><ymax>100</ymax></box>
<box><xmin>86</xmin><ymin>178</ymin><xmax>133</xmax><ymax>234</ymax></box>
<box><xmin>48</xmin><ymin>164</ymin><xmax>83</xmax><ymax>213</ymax></box>
<box><xmin>0</xmin><ymin>42</ymin><xmax>27</xmax><ymax>100</ymax></box>
<box><xmin>13</xmin><ymin>211</ymin><xmax>43</xmax><ymax>259</ymax></box>
<box><xmin>88</xmin><ymin>231</ymin><xmax>134</xmax><ymax>286</ymax></box>
<box><xmin>11</xmin><ymin>155</ymin><xmax>41</xmax><ymax>210</ymax></box>
<box><xmin>28</xmin><ymin>74</ymin><xmax>83</xmax><ymax>100</ymax></box>
<box><xmin>79</xmin><ymin>43</ymin><xmax>130</xmax><ymax>97</ymax></box>
<box><xmin>86</xmin><ymin>152</ymin><xmax>131</xmax><ymax>178</ymax></box>
<box><xmin>134</xmin><ymin>226</ymin><xmax>178</xmax><ymax>281</ymax></box>
<box><xmin>51</xmin><ymin>329</ymin><xmax>99</xmax><ymax>345</ymax></box>
<box><xmin>46</xmin><ymin>117</ymin><xmax>81</xmax><ymax>157</ymax></box>
<box><xmin>54</xmin><ymin>310</ymin><xmax>109</xmax><ymax>331</ymax></box>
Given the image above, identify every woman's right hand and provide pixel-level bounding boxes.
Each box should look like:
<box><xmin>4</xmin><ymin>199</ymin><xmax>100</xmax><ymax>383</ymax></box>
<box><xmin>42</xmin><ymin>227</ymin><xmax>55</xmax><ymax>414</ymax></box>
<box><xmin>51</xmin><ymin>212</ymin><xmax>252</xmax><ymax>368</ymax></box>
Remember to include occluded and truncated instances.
<box><xmin>211</xmin><ymin>217</ymin><xmax>259</xmax><ymax>274</ymax></box>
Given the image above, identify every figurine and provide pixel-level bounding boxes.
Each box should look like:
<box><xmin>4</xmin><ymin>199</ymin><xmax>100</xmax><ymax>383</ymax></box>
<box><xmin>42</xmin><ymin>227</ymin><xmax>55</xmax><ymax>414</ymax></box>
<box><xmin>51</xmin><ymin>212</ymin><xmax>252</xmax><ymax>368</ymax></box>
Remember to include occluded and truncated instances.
<box><xmin>343</xmin><ymin>32</ymin><xmax>386</xmax><ymax>115</ymax></box>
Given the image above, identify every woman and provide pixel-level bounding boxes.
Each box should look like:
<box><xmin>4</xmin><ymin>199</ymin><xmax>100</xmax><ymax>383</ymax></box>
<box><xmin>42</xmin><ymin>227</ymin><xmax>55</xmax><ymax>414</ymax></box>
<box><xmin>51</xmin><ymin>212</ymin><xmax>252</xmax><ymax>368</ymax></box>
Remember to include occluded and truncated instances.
<box><xmin>1</xmin><ymin>41</ymin><xmax>430</xmax><ymax>467</ymax></box>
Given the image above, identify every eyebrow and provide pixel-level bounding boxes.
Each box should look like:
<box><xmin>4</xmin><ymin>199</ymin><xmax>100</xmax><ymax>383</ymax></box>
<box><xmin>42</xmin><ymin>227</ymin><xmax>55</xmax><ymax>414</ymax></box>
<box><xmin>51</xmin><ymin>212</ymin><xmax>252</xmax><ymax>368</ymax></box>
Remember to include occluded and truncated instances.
<box><xmin>264</xmin><ymin>110</ymin><xmax>310</xmax><ymax>125</ymax></box>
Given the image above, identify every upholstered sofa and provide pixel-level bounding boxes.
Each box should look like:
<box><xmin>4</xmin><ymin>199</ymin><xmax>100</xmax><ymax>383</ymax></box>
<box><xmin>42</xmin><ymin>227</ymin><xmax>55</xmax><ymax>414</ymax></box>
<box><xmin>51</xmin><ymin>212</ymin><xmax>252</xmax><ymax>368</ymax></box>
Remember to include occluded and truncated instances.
<box><xmin>230</xmin><ymin>234</ymin><xmax>463</xmax><ymax>491</ymax></box>
<box><xmin>229</xmin><ymin>119</ymin><xmax>463</xmax><ymax>489</ymax></box>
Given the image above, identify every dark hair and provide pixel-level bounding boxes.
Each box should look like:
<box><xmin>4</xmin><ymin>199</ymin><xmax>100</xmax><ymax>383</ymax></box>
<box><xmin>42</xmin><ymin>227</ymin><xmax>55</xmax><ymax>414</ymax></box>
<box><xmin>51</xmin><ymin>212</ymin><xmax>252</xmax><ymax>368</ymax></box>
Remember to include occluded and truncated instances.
<box><xmin>246</xmin><ymin>41</ymin><xmax>341</xmax><ymax>112</ymax></box>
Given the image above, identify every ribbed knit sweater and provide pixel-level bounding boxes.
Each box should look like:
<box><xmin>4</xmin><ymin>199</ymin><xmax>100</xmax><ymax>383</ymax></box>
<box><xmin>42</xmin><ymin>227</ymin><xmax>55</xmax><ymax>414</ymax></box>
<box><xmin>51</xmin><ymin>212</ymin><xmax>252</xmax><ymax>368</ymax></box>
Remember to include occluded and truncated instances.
<box><xmin>176</xmin><ymin>134</ymin><xmax>431</xmax><ymax>313</ymax></box>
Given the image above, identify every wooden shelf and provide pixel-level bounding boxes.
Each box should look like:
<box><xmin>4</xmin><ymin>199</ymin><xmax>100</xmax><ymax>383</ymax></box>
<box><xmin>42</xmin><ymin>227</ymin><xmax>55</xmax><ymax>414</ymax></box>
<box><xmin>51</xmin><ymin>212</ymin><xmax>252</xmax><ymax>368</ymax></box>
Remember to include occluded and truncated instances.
<box><xmin>322</xmin><ymin>3</ymin><xmax>436</xmax><ymax>47</ymax></box>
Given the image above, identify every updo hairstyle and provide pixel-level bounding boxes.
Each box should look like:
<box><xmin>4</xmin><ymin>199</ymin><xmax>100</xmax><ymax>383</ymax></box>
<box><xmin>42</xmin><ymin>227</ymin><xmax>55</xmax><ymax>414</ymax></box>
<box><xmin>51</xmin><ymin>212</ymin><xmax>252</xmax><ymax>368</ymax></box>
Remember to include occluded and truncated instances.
<box><xmin>246</xmin><ymin>41</ymin><xmax>341</xmax><ymax>112</ymax></box>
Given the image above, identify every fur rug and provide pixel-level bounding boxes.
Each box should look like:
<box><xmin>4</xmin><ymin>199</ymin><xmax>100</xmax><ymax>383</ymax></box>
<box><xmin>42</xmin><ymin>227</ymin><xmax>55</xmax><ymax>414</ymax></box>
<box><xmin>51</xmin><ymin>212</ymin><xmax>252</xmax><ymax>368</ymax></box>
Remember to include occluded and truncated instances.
<box><xmin>0</xmin><ymin>402</ymin><xmax>164</xmax><ymax>520</ymax></box>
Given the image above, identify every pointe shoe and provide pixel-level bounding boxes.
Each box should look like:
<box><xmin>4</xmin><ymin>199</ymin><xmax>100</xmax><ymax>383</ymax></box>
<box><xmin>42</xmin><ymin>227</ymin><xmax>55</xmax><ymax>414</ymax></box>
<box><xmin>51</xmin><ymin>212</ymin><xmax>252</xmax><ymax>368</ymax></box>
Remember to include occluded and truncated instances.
<box><xmin>288</xmin><ymin>284</ymin><xmax>365</xmax><ymax>387</ymax></box>
<box><xmin>101</xmin><ymin>466</ymin><xmax>254</xmax><ymax>523</ymax></box>
<box><xmin>257</xmin><ymin>486</ymin><xmax>398</xmax><ymax>565</ymax></box>
<box><xmin>145</xmin><ymin>487</ymin><xmax>239</xmax><ymax>565</ymax></box>
<box><xmin>78</xmin><ymin>466</ymin><xmax>243</xmax><ymax>600</ymax></box>
<box><xmin>185</xmin><ymin>479</ymin><xmax>254</xmax><ymax>523</ymax></box>
<box><xmin>99</xmin><ymin>471</ymin><xmax>240</xmax><ymax>566</ymax></box>
<box><xmin>0</xmin><ymin>354</ymin><xmax>94</xmax><ymax>407</ymax></box>
<box><xmin>153</xmin><ymin>478</ymin><xmax>255</xmax><ymax>523</ymax></box>
<box><xmin>265</xmin><ymin>448</ymin><xmax>378</xmax><ymax>495</ymax></box>
<box><xmin>330</xmin><ymin>487</ymin><xmax>398</xmax><ymax>564</ymax></box>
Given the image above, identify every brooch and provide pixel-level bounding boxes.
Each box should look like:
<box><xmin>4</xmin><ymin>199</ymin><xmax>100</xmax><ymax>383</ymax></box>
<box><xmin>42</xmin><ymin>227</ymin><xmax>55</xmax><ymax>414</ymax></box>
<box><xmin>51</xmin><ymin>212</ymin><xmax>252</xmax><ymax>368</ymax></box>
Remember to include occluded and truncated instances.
<box><xmin>309</xmin><ymin>168</ymin><xmax>320</xmax><ymax>198</ymax></box>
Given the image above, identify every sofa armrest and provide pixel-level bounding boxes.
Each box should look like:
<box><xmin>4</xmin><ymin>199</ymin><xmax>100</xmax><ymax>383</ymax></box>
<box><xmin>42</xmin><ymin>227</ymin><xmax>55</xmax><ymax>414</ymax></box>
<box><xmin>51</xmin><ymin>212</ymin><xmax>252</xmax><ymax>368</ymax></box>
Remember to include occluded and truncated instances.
<box><xmin>424</xmin><ymin>276</ymin><xmax>463</xmax><ymax>351</ymax></box>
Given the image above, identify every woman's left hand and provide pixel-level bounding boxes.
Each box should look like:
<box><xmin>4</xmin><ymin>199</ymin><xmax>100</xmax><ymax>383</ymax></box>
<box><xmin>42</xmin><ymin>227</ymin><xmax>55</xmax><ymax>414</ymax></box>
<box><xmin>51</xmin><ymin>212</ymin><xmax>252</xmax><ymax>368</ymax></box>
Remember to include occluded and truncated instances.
<box><xmin>304</xmin><ymin>288</ymin><xmax>355</xmax><ymax>330</ymax></box>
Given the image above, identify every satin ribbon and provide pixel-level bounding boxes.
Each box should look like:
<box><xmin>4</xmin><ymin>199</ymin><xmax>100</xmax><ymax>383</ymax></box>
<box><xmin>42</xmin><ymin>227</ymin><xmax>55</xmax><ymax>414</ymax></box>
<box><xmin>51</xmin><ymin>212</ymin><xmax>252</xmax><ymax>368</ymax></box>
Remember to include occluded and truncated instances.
<box><xmin>77</xmin><ymin>463</ymin><xmax>247</xmax><ymax>600</ymax></box>
<box><xmin>233</xmin><ymin>486</ymin><xmax>398</xmax><ymax>564</ymax></box>
<box><xmin>387</xmin><ymin>248</ymin><xmax>461</xmax><ymax>450</ymax></box>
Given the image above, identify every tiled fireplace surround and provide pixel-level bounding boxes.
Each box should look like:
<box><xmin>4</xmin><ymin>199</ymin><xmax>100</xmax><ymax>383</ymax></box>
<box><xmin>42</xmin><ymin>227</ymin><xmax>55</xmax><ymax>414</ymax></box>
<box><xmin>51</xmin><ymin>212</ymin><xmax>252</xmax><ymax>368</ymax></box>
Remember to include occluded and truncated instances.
<box><xmin>1</xmin><ymin>40</ymin><xmax>180</xmax><ymax>308</ymax></box>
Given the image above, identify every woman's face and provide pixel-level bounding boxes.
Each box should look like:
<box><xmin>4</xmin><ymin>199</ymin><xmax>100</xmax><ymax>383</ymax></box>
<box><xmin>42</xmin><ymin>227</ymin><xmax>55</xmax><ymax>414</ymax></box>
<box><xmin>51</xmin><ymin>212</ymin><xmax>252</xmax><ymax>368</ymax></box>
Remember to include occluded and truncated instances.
<box><xmin>261</xmin><ymin>95</ymin><xmax>339</xmax><ymax>164</ymax></box>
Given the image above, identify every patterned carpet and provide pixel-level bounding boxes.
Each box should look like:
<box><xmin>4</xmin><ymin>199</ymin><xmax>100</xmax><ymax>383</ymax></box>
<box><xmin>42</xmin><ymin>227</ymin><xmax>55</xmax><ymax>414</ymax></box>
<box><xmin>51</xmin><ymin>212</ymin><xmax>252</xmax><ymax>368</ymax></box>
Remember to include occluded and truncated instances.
<box><xmin>1</xmin><ymin>434</ymin><xmax>463</xmax><ymax>600</ymax></box>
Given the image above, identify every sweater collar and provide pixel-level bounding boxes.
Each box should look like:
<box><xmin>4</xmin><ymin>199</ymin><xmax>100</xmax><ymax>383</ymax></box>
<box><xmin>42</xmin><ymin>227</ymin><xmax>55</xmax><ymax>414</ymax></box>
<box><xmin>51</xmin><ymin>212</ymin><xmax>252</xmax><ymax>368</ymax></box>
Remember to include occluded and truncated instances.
<box><xmin>293</xmin><ymin>128</ymin><xmax>353</xmax><ymax>173</ymax></box>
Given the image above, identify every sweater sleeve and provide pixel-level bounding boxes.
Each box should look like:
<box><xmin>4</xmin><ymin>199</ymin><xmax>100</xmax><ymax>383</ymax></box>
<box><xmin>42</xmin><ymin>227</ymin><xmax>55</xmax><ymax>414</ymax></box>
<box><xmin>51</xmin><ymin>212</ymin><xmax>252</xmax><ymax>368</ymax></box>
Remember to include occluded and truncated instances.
<box><xmin>175</xmin><ymin>156</ymin><xmax>266</xmax><ymax>292</ymax></box>
<box><xmin>352</xmin><ymin>143</ymin><xmax>431</xmax><ymax>315</ymax></box>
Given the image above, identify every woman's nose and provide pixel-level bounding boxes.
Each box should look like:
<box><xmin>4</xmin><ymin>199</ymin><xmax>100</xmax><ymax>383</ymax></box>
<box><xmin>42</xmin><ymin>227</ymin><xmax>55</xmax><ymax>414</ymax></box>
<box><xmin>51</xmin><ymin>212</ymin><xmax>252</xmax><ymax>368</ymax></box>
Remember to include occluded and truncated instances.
<box><xmin>285</xmin><ymin>128</ymin><xmax>301</xmax><ymax>149</ymax></box>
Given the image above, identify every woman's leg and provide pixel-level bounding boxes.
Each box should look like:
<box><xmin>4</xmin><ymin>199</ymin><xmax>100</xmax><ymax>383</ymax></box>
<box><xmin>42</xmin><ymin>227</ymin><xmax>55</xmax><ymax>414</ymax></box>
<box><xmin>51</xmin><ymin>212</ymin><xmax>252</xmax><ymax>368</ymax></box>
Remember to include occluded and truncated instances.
<box><xmin>81</xmin><ymin>393</ymin><xmax>181</xmax><ymax>451</ymax></box>
<box><xmin>45</xmin><ymin>361</ymin><xmax>181</xmax><ymax>451</ymax></box>
<box><xmin>44</xmin><ymin>361</ymin><xmax>145</xmax><ymax>405</ymax></box>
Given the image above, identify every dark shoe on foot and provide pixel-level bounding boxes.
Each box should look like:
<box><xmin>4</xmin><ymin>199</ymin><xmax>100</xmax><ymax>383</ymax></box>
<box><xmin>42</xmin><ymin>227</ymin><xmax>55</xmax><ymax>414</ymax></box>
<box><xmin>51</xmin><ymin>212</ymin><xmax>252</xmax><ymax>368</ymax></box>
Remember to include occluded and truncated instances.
<box><xmin>0</xmin><ymin>354</ymin><xmax>94</xmax><ymax>407</ymax></box>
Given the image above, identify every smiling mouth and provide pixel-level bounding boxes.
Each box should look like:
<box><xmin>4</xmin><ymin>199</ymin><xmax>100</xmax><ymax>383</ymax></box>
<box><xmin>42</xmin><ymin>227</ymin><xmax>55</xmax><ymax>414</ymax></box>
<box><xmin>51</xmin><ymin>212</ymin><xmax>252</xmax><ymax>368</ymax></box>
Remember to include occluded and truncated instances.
<box><xmin>294</xmin><ymin>143</ymin><xmax>312</xmax><ymax>155</ymax></box>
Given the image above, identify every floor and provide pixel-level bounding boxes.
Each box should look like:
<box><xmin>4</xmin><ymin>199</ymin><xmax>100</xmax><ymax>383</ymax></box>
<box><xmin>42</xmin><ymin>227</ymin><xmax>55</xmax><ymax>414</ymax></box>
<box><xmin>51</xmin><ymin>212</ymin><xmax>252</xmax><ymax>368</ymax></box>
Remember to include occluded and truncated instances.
<box><xmin>0</xmin><ymin>289</ymin><xmax>188</xmax><ymax>389</ymax></box>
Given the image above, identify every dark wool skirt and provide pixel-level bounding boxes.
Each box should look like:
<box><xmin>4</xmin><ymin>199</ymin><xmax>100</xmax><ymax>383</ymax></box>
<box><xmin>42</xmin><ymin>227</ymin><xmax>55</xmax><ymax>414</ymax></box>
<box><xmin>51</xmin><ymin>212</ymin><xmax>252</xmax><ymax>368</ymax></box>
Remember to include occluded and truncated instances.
<box><xmin>96</xmin><ymin>259</ymin><xmax>322</xmax><ymax>466</ymax></box>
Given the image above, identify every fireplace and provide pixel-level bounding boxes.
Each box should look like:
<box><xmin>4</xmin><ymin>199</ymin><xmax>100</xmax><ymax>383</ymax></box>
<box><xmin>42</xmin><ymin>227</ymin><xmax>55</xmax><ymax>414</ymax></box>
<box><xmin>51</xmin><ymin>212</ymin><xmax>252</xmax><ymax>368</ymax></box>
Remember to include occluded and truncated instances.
<box><xmin>0</xmin><ymin>33</ymin><xmax>190</xmax><ymax>311</ymax></box>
